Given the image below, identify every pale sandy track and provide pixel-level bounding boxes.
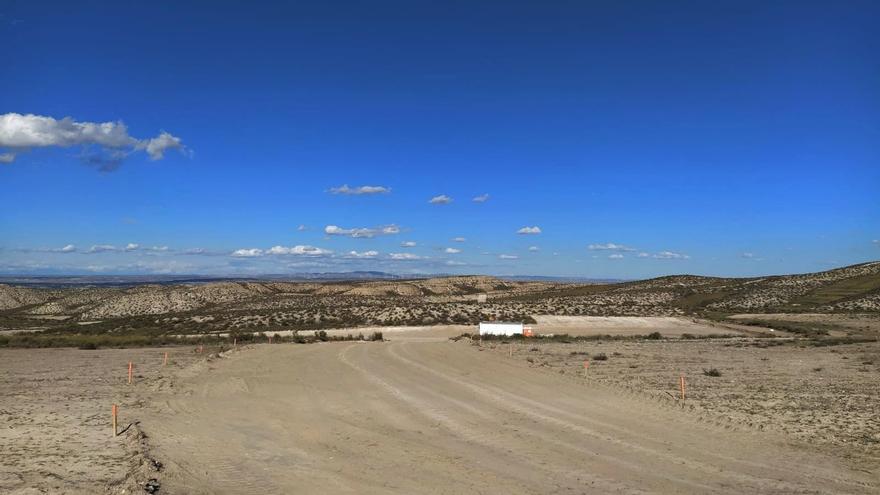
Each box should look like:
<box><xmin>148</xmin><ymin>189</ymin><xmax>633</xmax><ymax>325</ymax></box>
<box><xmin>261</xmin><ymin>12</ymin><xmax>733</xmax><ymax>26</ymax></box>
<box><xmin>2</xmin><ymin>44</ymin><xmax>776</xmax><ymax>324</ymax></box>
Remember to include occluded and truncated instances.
<box><xmin>143</xmin><ymin>340</ymin><xmax>878</xmax><ymax>494</ymax></box>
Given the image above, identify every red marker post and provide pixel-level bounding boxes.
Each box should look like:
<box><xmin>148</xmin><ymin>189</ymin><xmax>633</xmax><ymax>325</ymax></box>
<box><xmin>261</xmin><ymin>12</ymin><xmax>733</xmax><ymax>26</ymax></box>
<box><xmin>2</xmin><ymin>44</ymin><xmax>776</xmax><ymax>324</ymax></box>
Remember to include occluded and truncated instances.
<box><xmin>127</xmin><ymin>361</ymin><xmax>133</xmax><ymax>385</ymax></box>
<box><xmin>680</xmin><ymin>374</ymin><xmax>686</xmax><ymax>401</ymax></box>
<box><xmin>163</xmin><ymin>352</ymin><xmax>168</xmax><ymax>366</ymax></box>
<box><xmin>112</xmin><ymin>404</ymin><xmax>118</xmax><ymax>436</ymax></box>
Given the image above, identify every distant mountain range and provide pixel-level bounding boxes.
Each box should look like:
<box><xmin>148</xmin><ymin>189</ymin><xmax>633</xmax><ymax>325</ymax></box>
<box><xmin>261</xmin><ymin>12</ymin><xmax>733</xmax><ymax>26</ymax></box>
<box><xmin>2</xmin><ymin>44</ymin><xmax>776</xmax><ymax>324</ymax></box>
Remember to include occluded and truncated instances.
<box><xmin>0</xmin><ymin>271</ymin><xmax>620</xmax><ymax>288</ymax></box>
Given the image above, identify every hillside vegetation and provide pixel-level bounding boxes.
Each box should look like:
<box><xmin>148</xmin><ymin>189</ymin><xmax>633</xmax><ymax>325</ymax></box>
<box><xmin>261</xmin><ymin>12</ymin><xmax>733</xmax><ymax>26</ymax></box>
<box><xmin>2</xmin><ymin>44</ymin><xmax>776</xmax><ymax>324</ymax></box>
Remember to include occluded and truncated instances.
<box><xmin>1</xmin><ymin>262</ymin><xmax>878</xmax><ymax>346</ymax></box>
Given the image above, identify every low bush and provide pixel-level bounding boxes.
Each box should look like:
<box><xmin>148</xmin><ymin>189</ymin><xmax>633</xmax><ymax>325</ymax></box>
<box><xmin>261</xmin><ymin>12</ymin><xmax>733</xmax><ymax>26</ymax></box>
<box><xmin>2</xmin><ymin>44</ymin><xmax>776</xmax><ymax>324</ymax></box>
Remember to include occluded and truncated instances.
<box><xmin>702</xmin><ymin>368</ymin><xmax>722</xmax><ymax>377</ymax></box>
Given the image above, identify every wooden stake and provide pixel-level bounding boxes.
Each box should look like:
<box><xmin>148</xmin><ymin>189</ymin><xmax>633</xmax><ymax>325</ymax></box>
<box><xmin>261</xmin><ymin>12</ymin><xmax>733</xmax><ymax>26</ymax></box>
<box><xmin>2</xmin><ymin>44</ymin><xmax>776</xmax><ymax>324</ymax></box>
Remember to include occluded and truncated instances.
<box><xmin>680</xmin><ymin>374</ymin><xmax>686</xmax><ymax>401</ymax></box>
<box><xmin>127</xmin><ymin>361</ymin><xmax>133</xmax><ymax>385</ymax></box>
<box><xmin>583</xmin><ymin>360</ymin><xmax>589</xmax><ymax>376</ymax></box>
<box><xmin>233</xmin><ymin>338</ymin><xmax>237</xmax><ymax>348</ymax></box>
<box><xmin>509</xmin><ymin>343</ymin><xmax>512</xmax><ymax>357</ymax></box>
<box><xmin>112</xmin><ymin>404</ymin><xmax>118</xmax><ymax>436</ymax></box>
<box><xmin>163</xmin><ymin>352</ymin><xmax>168</xmax><ymax>366</ymax></box>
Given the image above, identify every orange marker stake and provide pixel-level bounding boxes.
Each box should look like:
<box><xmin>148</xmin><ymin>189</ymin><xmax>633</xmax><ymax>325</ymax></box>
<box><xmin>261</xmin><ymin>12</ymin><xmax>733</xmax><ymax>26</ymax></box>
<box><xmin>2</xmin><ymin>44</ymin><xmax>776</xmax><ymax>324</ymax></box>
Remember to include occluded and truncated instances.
<box><xmin>112</xmin><ymin>404</ymin><xmax>118</xmax><ymax>436</ymax></box>
<box><xmin>127</xmin><ymin>361</ymin><xmax>133</xmax><ymax>385</ymax></box>
<box><xmin>680</xmin><ymin>374</ymin><xmax>686</xmax><ymax>401</ymax></box>
<box><xmin>163</xmin><ymin>352</ymin><xmax>168</xmax><ymax>366</ymax></box>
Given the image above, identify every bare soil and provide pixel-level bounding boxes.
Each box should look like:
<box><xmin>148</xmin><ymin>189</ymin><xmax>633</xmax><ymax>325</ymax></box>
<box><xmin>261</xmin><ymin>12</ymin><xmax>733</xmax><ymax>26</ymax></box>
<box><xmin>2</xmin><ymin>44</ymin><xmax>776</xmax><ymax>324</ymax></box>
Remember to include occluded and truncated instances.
<box><xmin>0</xmin><ymin>347</ymin><xmax>207</xmax><ymax>494</ymax></box>
<box><xmin>2</xmin><ymin>325</ymin><xmax>878</xmax><ymax>494</ymax></box>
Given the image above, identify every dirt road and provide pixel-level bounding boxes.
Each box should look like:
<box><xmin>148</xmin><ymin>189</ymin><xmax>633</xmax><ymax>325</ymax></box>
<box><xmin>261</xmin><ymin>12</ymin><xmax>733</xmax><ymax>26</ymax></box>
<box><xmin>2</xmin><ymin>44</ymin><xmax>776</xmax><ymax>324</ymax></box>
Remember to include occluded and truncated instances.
<box><xmin>142</xmin><ymin>338</ymin><xmax>877</xmax><ymax>494</ymax></box>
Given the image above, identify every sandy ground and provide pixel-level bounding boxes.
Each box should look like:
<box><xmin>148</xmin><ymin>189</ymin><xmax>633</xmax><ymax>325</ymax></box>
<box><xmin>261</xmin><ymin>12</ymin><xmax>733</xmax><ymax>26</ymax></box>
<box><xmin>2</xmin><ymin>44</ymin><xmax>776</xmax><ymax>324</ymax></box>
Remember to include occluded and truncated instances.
<box><xmin>728</xmin><ymin>313</ymin><xmax>880</xmax><ymax>336</ymax></box>
<box><xmin>0</xmin><ymin>346</ymin><xmax>208</xmax><ymax>494</ymax></box>
<box><xmin>137</xmin><ymin>338</ymin><xmax>877</xmax><ymax>494</ymax></box>
<box><xmin>530</xmin><ymin>315</ymin><xmax>770</xmax><ymax>336</ymax></box>
<box><xmin>492</xmin><ymin>337</ymin><xmax>880</xmax><ymax>463</ymax></box>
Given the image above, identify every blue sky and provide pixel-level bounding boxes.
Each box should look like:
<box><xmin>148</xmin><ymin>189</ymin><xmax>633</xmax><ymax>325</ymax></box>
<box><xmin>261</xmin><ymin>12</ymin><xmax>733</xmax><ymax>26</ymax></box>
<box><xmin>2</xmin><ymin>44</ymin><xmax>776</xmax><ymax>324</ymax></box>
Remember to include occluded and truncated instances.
<box><xmin>1</xmin><ymin>1</ymin><xmax>878</xmax><ymax>278</ymax></box>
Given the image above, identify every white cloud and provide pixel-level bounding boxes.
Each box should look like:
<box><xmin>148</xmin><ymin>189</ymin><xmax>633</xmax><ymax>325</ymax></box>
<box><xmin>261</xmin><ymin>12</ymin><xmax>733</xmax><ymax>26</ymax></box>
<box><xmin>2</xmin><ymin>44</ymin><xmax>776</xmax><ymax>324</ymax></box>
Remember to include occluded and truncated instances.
<box><xmin>231</xmin><ymin>248</ymin><xmax>263</xmax><ymax>257</ymax></box>
<box><xmin>445</xmin><ymin>260</ymin><xmax>467</xmax><ymax>266</ymax></box>
<box><xmin>125</xmin><ymin>243</ymin><xmax>140</xmax><ymax>251</ymax></box>
<box><xmin>452</xmin><ymin>237</ymin><xmax>466</xmax><ymax>242</ymax></box>
<box><xmin>637</xmin><ymin>252</ymin><xmax>650</xmax><ymax>258</ymax></box>
<box><xmin>528</xmin><ymin>246</ymin><xmax>539</xmax><ymax>252</ymax></box>
<box><xmin>328</xmin><ymin>184</ymin><xmax>391</xmax><ymax>195</ymax></box>
<box><xmin>59</xmin><ymin>244</ymin><xmax>76</xmax><ymax>253</ymax></box>
<box><xmin>444</xmin><ymin>247</ymin><xmax>461</xmax><ymax>254</ymax></box>
<box><xmin>0</xmin><ymin>113</ymin><xmax>187</xmax><ymax>165</ymax></box>
<box><xmin>499</xmin><ymin>254</ymin><xmax>518</xmax><ymax>260</ymax></box>
<box><xmin>86</xmin><ymin>244</ymin><xmax>118</xmax><ymax>253</ymax></box>
<box><xmin>588</xmin><ymin>243</ymin><xmax>636</xmax><ymax>252</ymax></box>
<box><xmin>429</xmin><ymin>194</ymin><xmax>452</xmax><ymax>204</ymax></box>
<box><xmin>741</xmin><ymin>252</ymin><xmax>755</xmax><ymax>259</ymax></box>
<box><xmin>390</xmin><ymin>252</ymin><xmax>422</xmax><ymax>260</ymax></box>
<box><xmin>873</xmin><ymin>239</ymin><xmax>879</xmax><ymax>246</ymax></box>
<box><xmin>653</xmin><ymin>251</ymin><xmax>690</xmax><ymax>260</ymax></box>
<box><xmin>516</xmin><ymin>226</ymin><xmax>541</xmax><ymax>235</ymax></box>
<box><xmin>324</xmin><ymin>224</ymin><xmax>400</xmax><ymax>238</ymax></box>
<box><xmin>472</xmin><ymin>193</ymin><xmax>489</xmax><ymax>203</ymax></box>
<box><xmin>609</xmin><ymin>254</ymin><xmax>624</xmax><ymax>259</ymax></box>
<box><xmin>297</xmin><ymin>224</ymin><xmax>307</xmax><ymax>231</ymax></box>
<box><xmin>138</xmin><ymin>131</ymin><xmax>186</xmax><ymax>160</ymax></box>
<box><xmin>400</xmin><ymin>241</ymin><xmax>417</xmax><ymax>247</ymax></box>
<box><xmin>147</xmin><ymin>246</ymin><xmax>170</xmax><ymax>252</ymax></box>
<box><xmin>345</xmin><ymin>250</ymin><xmax>379</xmax><ymax>258</ymax></box>
<box><xmin>267</xmin><ymin>245</ymin><xmax>332</xmax><ymax>256</ymax></box>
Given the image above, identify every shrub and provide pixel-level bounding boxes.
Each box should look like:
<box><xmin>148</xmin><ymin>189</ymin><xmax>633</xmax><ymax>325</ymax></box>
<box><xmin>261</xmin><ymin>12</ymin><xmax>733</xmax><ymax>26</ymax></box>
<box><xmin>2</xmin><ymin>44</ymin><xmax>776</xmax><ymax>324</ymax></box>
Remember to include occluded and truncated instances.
<box><xmin>593</xmin><ymin>353</ymin><xmax>608</xmax><ymax>361</ymax></box>
<box><xmin>646</xmin><ymin>332</ymin><xmax>662</xmax><ymax>340</ymax></box>
<box><xmin>369</xmin><ymin>331</ymin><xmax>384</xmax><ymax>341</ymax></box>
<box><xmin>702</xmin><ymin>368</ymin><xmax>722</xmax><ymax>377</ymax></box>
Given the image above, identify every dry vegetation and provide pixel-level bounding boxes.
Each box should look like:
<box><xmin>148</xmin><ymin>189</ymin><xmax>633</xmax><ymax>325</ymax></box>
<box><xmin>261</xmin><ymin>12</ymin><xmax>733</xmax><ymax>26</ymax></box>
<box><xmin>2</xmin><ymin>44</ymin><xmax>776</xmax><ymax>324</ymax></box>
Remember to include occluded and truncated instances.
<box><xmin>1</xmin><ymin>262</ymin><xmax>879</xmax><ymax>348</ymax></box>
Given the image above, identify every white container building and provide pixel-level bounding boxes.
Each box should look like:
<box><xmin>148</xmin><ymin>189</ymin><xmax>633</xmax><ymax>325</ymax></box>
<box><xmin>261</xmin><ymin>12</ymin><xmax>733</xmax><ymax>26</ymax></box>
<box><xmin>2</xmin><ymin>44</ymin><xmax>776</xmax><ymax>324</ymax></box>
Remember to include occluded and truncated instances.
<box><xmin>478</xmin><ymin>321</ymin><xmax>524</xmax><ymax>336</ymax></box>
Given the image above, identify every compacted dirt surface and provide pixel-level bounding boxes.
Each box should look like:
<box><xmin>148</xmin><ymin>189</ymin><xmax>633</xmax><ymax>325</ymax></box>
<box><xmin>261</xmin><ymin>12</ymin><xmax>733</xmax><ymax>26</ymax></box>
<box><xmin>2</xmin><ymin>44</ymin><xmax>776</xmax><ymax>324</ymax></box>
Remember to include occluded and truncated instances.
<box><xmin>138</xmin><ymin>337</ymin><xmax>877</xmax><ymax>494</ymax></box>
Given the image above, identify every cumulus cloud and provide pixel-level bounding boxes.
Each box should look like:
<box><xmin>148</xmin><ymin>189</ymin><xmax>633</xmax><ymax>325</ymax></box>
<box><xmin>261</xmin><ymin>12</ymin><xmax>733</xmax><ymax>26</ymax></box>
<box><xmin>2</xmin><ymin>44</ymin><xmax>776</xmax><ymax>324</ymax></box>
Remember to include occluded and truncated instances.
<box><xmin>139</xmin><ymin>131</ymin><xmax>186</xmax><ymax>160</ymax></box>
<box><xmin>429</xmin><ymin>194</ymin><xmax>452</xmax><ymax>205</ymax></box>
<box><xmin>125</xmin><ymin>243</ymin><xmax>140</xmax><ymax>251</ymax></box>
<box><xmin>59</xmin><ymin>244</ymin><xmax>76</xmax><ymax>253</ymax></box>
<box><xmin>528</xmin><ymin>246</ymin><xmax>539</xmax><ymax>252</ymax></box>
<box><xmin>328</xmin><ymin>184</ymin><xmax>391</xmax><ymax>195</ymax></box>
<box><xmin>588</xmin><ymin>243</ymin><xmax>636</xmax><ymax>252</ymax></box>
<box><xmin>637</xmin><ymin>252</ymin><xmax>650</xmax><ymax>258</ymax></box>
<box><xmin>516</xmin><ymin>226</ymin><xmax>541</xmax><ymax>235</ymax></box>
<box><xmin>231</xmin><ymin>248</ymin><xmax>263</xmax><ymax>257</ymax></box>
<box><xmin>653</xmin><ymin>251</ymin><xmax>690</xmax><ymax>260</ymax></box>
<box><xmin>472</xmin><ymin>193</ymin><xmax>489</xmax><ymax>203</ymax></box>
<box><xmin>452</xmin><ymin>237</ymin><xmax>466</xmax><ymax>242</ymax></box>
<box><xmin>0</xmin><ymin>113</ymin><xmax>187</xmax><ymax>167</ymax></box>
<box><xmin>390</xmin><ymin>252</ymin><xmax>422</xmax><ymax>260</ymax></box>
<box><xmin>498</xmin><ymin>254</ymin><xmax>518</xmax><ymax>260</ymax></box>
<box><xmin>324</xmin><ymin>224</ymin><xmax>400</xmax><ymax>238</ymax></box>
<box><xmin>444</xmin><ymin>247</ymin><xmax>461</xmax><ymax>254</ymax></box>
<box><xmin>609</xmin><ymin>254</ymin><xmax>624</xmax><ymax>259</ymax></box>
<box><xmin>86</xmin><ymin>244</ymin><xmax>118</xmax><ymax>253</ymax></box>
<box><xmin>400</xmin><ymin>241</ymin><xmax>417</xmax><ymax>247</ymax></box>
<box><xmin>267</xmin><ymin>245</ymin><xmax>332</xmax><ymax>256</ymax></box>
<box><xmin>345</xmin><ymin>250</ymin><xmax>379</xmax><ymax>258</ymax></box>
